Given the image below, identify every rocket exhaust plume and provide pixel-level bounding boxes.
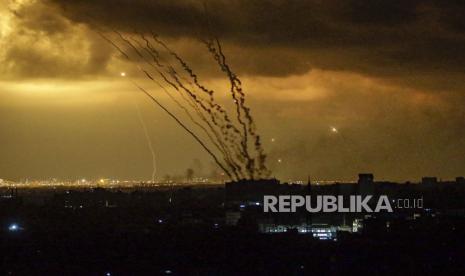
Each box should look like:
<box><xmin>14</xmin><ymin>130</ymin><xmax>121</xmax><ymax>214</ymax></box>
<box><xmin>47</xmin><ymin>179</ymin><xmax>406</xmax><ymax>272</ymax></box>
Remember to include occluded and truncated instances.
<box><xmin>135</xmin><ymin>102</ymin><xmax>157</xmax><ymax>182</ymax></box>
<box><xmin>96</xmin><ymin>25</ymin><xmax>270</xmax><ymax>181</ymax></box>
<box><xmin>131</xmin><ymin>80</ymin><xmax>233</xmax><ymax>179</ymax></box>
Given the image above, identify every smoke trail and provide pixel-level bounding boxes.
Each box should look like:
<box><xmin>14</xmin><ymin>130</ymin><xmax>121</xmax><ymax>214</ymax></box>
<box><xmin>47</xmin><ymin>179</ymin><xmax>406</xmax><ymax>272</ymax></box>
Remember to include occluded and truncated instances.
<box><xmin>135</xmin><ymin>102</ymin><xmax>157</xmax><ymax>182</ymax></box>
<box><xmin>129</xmin><ymin>34</ymin><xmax>240</xmax><ymax>179</ymax></box>
<box><xmin>123</xmin><ymin>35</ymin><xmax>241</xmax><ymax>179</ymax></box>
<box><xmin>142</xmin><ymin>67</ymin><xmax>241</xmax><ymax>180</ymax></box>
<box><xmin>141</xmin><ymin>36</ymin><xmax>244</xmax><ymax>177</ymax></box>
<box><xmin>152</xmin><ymin>34</ymin><xmax>214</xmax><ymax>97</ymax></box>
<box><xmin>95</xmin><ymin>29</ymin><xmax>129</xmax><ymax>59</ymax></box>
<box><xmin>96</xmin><ymin>30</ymin><xmax>233</xmax><ymax>179</ymax></box>
<box><xmin>148</xmin><ymin>33</ymin><xmax>250</xmax><ymax>178</ymax></box>
<box><xmin>203</xmin><ymin>39</ymin><xmax>256</xmax><ymax>178</ymax></box>
<box><xmin>130</xmin><ymin>80</ymin><xmax>233</xmax><ymax>179</ymax></box>
<box><xmin>97</xmin><ymin>27</ymin><xmax>269</xmax><ymax>180</ymax></box>
<box><xmin>206</xmin><ymin>38</ymin><xmax>271</xmax><ymax>178</ymax></box>
<box><xmin>214</xmin><ymin>40</ymin><xmax>267</xmax><ymax>177</ymax></box>
<box><xmin>196</xmin><ymin>5</ymin><xmax>258</xmax><ymax>178</ymax></box>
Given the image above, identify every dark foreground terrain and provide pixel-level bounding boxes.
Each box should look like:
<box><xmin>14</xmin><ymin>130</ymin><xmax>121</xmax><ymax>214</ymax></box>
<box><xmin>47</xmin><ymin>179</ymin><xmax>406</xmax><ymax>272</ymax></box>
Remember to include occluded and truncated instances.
<box><xmin>1</xmin><ymin>186</ymin><xmax>464</xmax><ymax>275</ymax></box>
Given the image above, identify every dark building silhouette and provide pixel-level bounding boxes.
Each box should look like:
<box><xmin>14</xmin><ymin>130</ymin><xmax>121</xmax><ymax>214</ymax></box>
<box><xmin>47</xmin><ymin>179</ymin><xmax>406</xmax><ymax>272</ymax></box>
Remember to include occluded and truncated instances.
<box><xmin>358</xmin><ymin>173</ymin><xmax>375</xmax><ymax>196</ymax></box>
<box><xmin>421</xmin><ymin>177</ymin><xmax>438</xmax><ymax>189</ymax></box>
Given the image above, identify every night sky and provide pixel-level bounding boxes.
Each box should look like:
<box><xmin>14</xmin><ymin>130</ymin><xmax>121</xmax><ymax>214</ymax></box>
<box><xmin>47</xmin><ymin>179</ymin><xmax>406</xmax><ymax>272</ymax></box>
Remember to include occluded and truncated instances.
<box><xmin>1</xmin><ymin>0</ymin><xmax>464</xmax><ymax>182</ymax></box>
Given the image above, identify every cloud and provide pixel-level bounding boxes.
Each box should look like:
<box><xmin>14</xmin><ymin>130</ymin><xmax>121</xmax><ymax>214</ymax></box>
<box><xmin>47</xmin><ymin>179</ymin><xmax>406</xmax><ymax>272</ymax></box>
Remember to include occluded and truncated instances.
<box><xmin>0</xmin><ymin>0</ymin><xmax>114</xmax><ymax>79</ymax></box>
<box><xmin>1</xmin><ymin>0</ymin><xmax>464</xmax><ymax>91</ymax></box>
<box><xmin>33</xmin><ymin>0</ymin><xmax>464</xmax><ymax>93</ymax></box>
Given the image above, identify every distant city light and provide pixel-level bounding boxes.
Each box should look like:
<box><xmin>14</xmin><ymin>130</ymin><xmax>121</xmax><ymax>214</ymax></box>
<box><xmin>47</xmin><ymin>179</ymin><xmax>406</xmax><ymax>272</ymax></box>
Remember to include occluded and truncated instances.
<box><xmin>330</xmin><ymin>126</ymin><xmax>338</xmax><ymax>133</ymax></box>
<box><xmin>158</xmin><ymin>219</ymin><xmax>163</xmax><ymax>224</ymax></box>
<box><xmin>278</xmin><ymin>159</ymin><xmax>282</xmax><ymax>163</ymax></box>
<box><xmin>120</xmin><ymin>72</ymin><xmax>126</xmax><ymax>77</ymax></box>
<box><xmin>271</xmin><ymin>138</ymin><xmax>275</xmax><ymax>142</ymax></box>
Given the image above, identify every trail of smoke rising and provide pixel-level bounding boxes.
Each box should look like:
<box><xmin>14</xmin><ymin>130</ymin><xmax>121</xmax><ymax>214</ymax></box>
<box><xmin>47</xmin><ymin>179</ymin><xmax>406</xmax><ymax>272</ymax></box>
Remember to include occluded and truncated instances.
<box><xmin>131</xmin><ymin>35</ymin><xmax>242</xmax><ymax>180</ymax></box>
<box><xmin>121</xmin><ymin>34</ymin><xmax>212</xmax><ymax>135</ymax></box>
<box><xmin>100</xmin><ymin>28</ymin><xmax>263</xmax><ymax>179</ymax></box>
<box><xmin>140</xmin><ymin>40</ymin><xmax>244</xmax><ymax>178</ymax></box>
<box><xmin>189</xmin><ymin>9</ymin><xmax>254</xmax><ymax>178</ymax></box>
<box><xmin>141</xmin><ymin>67</ymin><xmax>241</xmax><ymax>180</ymax></box>
<box><xmin>203</xmin><ymin>39</ymin><xmax>256</xmax><ymax>178</ymax></box>
<box><xmin>208</xmin><ymin>38</ymin><xmax>270</xmax><ymax>178</ymax></box>
<box><xmin>114</xmin><ymin>33</ymin><xmax>211</xmax><ymax>137</ymax></box>
<box><xmin>89</xmin><ymin>19</ymin><xmax>252</xmax><ymax>178</ymax></box>
<box><xmin>181</xmin><ymin>91</ymin><xmax>244</xmax><ymax>179</ymax></box>
<box><xmin>97</xmin><ymin>30</ymin><xmax>233</xmax><ymax>179</ymax></box>
<box><xmin>151</xmin><ymin>34</ymin><xmax>213</xmax><ymax>97</ymax></box>
<box><xmin>211</xmin><ymin>41</ymin><xmax>267</xmax><ymax>177</ymax></box>
<box><xmin>160</xmin><ymin>70</ymin><xmax>244</xmax><ymax>179</ymax></box>
<box><xmin>147</xmin><ymin>35</ymin><xmax>242</xmax><ymax>142</ymax></box>
<box><xmin>149</xmin><ymin>33</ymin><xmax>241</xmax><ymax>142</ymax></box>
<box><xmin>149</xmin><ymin>33</ymin><xmax>249</xmax><ymax>178</ymax></box>
<box><xmin>173</xmin><ymin>73</ymin><xmax>246</xmax><ymax>179</ymax></box>
<box><xmin>135</xmin><ymin>101</ymin><xmax>157</xmax><ymax>182</ymax></box>
<box><xmin>125</xmin><ymin>35</ymin><xmax>241</xmax><ymax>179</ymax></box>
<box><xmin>130</xmin><ymin>80</ymin><xmax>233</xmax><ymax>179</ymax></box>
<box><xmin>149</xmin><ymin>36</ymin><xmax>221</xmax><ymax>125</ymax></box>
<box><xmin>96</xmin><ymin>31</ymin><xmax>130</xmax><ymax>59</ymax></box>
<box><xmin>168</xmin><ymin>70</ymin><xmax>251</xmax><ymax>179</ymax></box>
<box><xmin>168</xmin><ymin>72</ymin><xmax>240</xmax><ymax>166</ymax></box>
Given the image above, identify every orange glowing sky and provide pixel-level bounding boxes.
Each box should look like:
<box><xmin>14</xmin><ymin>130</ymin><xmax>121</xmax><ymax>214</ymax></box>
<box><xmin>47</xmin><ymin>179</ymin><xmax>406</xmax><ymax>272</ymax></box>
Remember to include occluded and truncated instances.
<box><xmin>1</xmin><ymin>0</ymin><xmax>465</xmax><ymax>182</ymax></box>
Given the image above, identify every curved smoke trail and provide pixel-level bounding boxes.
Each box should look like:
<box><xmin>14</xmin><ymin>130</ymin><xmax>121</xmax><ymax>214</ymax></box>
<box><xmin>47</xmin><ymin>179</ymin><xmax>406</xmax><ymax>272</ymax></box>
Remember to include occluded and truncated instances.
<box><xmin>135</xmin><ymin>102</ymin><xmax>157</xmax><ymax>182</ymax></box>
<box><xmin>130</xmin><ymin>80</ymin><xmax>233</xmax><ymax>179</ymax></box>
<box><xmin>96</xmin><ymin>25</ymin><xmax>270</xmax><ymax>180</ymax></box>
